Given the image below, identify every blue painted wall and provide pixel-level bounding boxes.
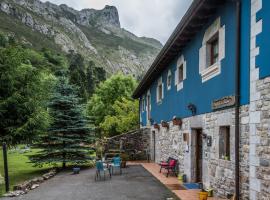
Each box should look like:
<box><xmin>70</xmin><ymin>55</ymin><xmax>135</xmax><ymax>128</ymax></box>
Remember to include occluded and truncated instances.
<box><xmin>140</xmin><ymin>1</ymin><xmax>251</xmax><ymax>126</ymax></box>
<box><xmin>240</xmin><ymin>0</ymin><xmax>251</xmax><ymax>105</ymax></box>
<box><xmin>256</xmin><ymin>0</ymin><xmax>270</xmax><ymax>79</ymax></box>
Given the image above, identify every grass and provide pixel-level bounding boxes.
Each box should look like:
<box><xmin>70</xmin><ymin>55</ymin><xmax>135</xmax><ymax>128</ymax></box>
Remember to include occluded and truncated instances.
<box><xmin>0</xmin><ymin>147</ymin><xmax>52</xmax><ymax>196</ymax></box>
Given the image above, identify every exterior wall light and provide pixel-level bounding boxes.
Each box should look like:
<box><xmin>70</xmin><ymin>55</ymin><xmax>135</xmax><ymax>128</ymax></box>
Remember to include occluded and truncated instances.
<box><xmin>187</xmin><ymin>103</ymin><xmax>197</xmax><ymax>116</ymax></box>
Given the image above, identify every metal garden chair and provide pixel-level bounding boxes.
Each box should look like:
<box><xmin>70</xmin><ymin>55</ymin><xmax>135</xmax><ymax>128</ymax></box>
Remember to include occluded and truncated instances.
<box><xmin>95</xmin><ymin>161</ymin><xmax>111</xmax><ymax>181</ymax></box>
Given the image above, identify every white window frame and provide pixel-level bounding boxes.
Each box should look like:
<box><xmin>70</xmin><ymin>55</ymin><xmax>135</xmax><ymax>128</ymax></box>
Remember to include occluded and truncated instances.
<box><xmin>175</xmin><ymin>55</ymin><xmax>186</xmax><ymax>91</ymax></box>
<box><xmin>199</xmin><ymin>17</ymin><xmax>225</xmax><ymax>83</ymax></box>
<box><xmin>167</xmin><ymin>70</ymin><xmax>172</xmax><ymax>90</ymax></box>
<box><xmin>156</xmin><ymin>77</ymin><xmax>164</xmax><ymax>103</ymax></box>
<box><xmin>141</xmin><ymin>96</ymin><xmax>145</xmax><ymax>112</ymax></box>
<box><xmin>146</xmin><ymin>90</ymin><xmax>151</xmax><ymax>125</ymax></box>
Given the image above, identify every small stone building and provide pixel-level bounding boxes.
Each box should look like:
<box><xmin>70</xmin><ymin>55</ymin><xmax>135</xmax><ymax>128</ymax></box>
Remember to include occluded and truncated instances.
<box><xmin>132</xmin><ymin>0</ymin><xmax>270</xmax><ymax>199</ymax></box>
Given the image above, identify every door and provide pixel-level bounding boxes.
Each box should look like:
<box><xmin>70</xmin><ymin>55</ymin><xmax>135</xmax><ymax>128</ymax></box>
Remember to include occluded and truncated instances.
<box><xmin>195</xmin><ymin>129</ymin><xmax>203</xmax><ymax>182</ymax></box>
<box><xmin>152</xmin><ymin>131</ymin><xmax>156</xmax><ymax>161</ymax></box>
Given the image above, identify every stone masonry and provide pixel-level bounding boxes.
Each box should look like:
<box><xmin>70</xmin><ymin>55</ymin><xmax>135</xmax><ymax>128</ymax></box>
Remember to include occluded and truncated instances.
<box><xmin>150</xmin><ymin>106</ymin><xmax>250</xmax><ymax>199</ymax></box>
<box><xmin>250</xmin><ymin>0</ymin><xmax>270</xmax><ymax>199</ymax></box>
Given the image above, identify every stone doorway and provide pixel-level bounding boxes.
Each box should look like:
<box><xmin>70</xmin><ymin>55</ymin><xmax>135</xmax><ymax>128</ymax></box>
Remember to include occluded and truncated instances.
<box><xmin>191</xmin><ymin>128</ymin><xmax>203</xmax><ymax>183</ymax></box>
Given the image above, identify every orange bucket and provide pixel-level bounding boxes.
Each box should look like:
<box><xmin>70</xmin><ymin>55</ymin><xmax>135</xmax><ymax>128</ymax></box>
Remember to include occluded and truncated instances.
<box><xmin>199</xmin><ymin>191</ymin><xmax>208</xmax><ymax>200</ymax></box>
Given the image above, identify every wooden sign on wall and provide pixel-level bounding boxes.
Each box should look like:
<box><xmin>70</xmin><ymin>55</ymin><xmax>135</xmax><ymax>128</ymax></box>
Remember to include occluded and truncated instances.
<box><xmin>212</xmin><ymin>96</ymin><xmax>236</xmax><ymax>110</ymax></box>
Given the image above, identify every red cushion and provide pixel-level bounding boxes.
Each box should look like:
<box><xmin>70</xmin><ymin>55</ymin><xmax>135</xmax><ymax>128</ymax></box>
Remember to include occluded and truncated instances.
<box><xmin>169</xmin><ymin>159</ymin><xmax>176</xmax><ymax>167</ymax></box>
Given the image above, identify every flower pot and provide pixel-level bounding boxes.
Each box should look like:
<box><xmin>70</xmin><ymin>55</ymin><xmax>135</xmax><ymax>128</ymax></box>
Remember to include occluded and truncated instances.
<box><xmin>121</xmin><ymin>161</ymin><xmax>127</xmax><ymax>168</ymax></box>
<box><xmin>161</xmin><ymin>121</ymin><xmax>169</xmax><ymax>129</ymax></box>
<box><xmin>199</xmin><ymin>192</ymin><xmax>208</xmax><ymax>200</ymax></box>
<box><xmin>173</xmin><ymin>117</ymin><xmax>182</xmax><ymax>126</ymax></box>
<box><xmin>153</xmin><ymin>123</ymin><xmax>160</xmax><ymax>130</ymax></box>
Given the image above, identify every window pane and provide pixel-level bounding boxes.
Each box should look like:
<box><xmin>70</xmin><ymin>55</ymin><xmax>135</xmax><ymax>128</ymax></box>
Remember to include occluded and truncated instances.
<box><xmin>178</xmin><ymin>65</ymin><xmax>183</xmax><ymax>83</ymax></box>
<box><xmin>219</xmin><ymin>126</ymin><xmax>230</xmax><ymax>160</ymax></box>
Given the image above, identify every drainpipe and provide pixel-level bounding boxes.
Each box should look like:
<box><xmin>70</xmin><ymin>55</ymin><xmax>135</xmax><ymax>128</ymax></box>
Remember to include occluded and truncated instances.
<box><xmin>235</xmin><ymin>0</ymin><xmax>241</xmax><ymax>200</ymax></box>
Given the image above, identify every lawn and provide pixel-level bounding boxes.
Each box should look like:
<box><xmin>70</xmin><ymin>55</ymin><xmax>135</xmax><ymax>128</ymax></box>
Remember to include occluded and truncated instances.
<box><xmin>0</xmin><ymin>146</ymin><xmax>52</xmax><ymax>196</ymax></box>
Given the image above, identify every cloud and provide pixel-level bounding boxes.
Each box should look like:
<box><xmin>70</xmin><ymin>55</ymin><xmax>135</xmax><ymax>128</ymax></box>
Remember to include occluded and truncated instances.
<box><xmin>40</xmin><ymin>0</ymin><xmax>192</xmax><ymax>44</ymax></box>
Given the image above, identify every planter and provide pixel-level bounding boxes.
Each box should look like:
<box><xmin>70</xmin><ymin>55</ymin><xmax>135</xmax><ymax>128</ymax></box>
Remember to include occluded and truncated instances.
<box><xmin>199</xmin><ymin>191</ymin><xmax>208</xmax><ymax>200</ymax></box>
<box><xmin>173</xmin><ymin>117</ymin><xmax>182</xmax><ymax>127</ymax></box>
<box><xmin>121</xmin><ymin>161</ymin><xmax>127</xmax><ymax>168</ymax></box>
<box><xmin>161</xmin><ymin>121</ymin><xmax>169</xmax><ymax>129</ymax></box>
<box><xmin>153</xmin><ymin>123</ymin><xmax>160</xmax><ymax>130</ymax></box>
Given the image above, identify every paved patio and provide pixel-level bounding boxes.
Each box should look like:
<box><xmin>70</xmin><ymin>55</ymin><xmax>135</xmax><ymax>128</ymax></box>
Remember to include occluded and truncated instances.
<box><xmin>2</xmin><ymin>165</ymin><xmax>179</xmax><ymax>200</ymax></box>
<box><xmin>136</xmin><ymin>162</ymin><xmax>225</xmax><ymax>200</ymax></box>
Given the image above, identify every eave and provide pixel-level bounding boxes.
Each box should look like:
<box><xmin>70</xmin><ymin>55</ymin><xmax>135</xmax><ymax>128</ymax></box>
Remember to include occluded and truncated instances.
<box><xmin>132</xmin><ymin>0</ymin><xmax>227</xmax><ymax>99</ymax></box>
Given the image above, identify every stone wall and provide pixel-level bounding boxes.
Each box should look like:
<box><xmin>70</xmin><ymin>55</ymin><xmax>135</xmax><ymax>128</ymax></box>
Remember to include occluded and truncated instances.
<box><xmin>104</xmin><ymin>128</ymin><xmax>151</xmax><ymax>160</ymax></box>
<box><xmin>150</xmin><ymin>106</ymin><xmax>250</xmax><ymax>199</ymax></box>
<box><xmin>249</xmin><ymin>0</ymin><xmax>270</xmax><ymax>199</ymax></box>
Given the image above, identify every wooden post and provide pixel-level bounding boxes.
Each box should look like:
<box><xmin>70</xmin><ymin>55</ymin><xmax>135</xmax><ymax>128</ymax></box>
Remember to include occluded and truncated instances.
<box><xmin>2</xmin><ymin>142</ymin><xmax>9</xmax><ymax>192</ymax></box>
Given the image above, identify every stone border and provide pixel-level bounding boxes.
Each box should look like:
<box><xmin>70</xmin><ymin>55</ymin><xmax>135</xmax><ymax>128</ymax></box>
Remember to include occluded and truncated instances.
<box><xmin>3</xmin><ymin>169</ymin><xmax>57</xmax><ymax>198</ymax></box>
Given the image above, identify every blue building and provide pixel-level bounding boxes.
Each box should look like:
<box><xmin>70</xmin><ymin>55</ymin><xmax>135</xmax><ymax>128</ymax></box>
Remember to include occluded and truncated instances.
<box><xmin>133</xmin><ymin>0</ymin><xmax>270</xmax><ymax>199</ymax></box>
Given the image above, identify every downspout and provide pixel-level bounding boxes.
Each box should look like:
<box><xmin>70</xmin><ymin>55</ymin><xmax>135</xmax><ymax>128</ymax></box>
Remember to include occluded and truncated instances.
<box><xmin>235</xmin><ymin>0</ymin><xmax>241</xmax><ymax>200</ymax></box>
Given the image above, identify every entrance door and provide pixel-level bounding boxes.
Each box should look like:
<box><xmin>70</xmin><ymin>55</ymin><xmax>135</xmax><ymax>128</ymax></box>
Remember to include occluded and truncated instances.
<box><xmin>152</xmin><ymin>131</ymin><xmax>156</xmax><ymax>161</ymax></box>
<box><xmin>195</xmin><ymin>129</ymin><xmax>203</xmax><ymax>182</ymax></box>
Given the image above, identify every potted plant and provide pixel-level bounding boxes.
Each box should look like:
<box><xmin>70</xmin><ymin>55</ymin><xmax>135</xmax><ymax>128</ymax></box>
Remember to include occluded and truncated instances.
<box><xmin>199</xmin><ymin>189</ymin><xmax>209</xmax><ymax>200</ymax></box>
<box><xmin>173</xmin><ymin>116</ymin><xmax>182</xmax><ymax>126</ymax></box>
<box><xmin>153</xmin><ymin>123</ymin><xmax>160</xmax><ymax>130</ymax></box>
<box><xmin>120</xmin><ymin>153</ymin><xmax>129</xmax><ymax>168</ymax></box>
<box><xmin>161</xmin><ymin>120</ymin><xmax>169</xmax><ymax>129</ymax></box>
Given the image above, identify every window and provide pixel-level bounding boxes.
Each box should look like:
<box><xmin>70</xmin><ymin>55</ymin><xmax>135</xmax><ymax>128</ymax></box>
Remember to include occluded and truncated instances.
<box><xmin>156</xmin><ymin>77</ymin><xmax>163</xmax><ymax>103</ymax></box>
<box><xmin>208</xmin><ymin>34</ymin><xmax>219</xmax><ymax>66</ymax></box>
<box><xmin>219</xmin><ymin>126</ymin><xmax>230</xmax><ymax>160</ymax></box>
<box><xmin>142</xmin><ymin>96</ymin><xmax>145</xmax><ymax>112</ymax></box>
<box><xmin>146</xmin><ymin>92</ymin><xmax>151</xmax><ymax>121</ymax></box>
<box><xmin>178</xmin><ymin>64</ymin><xmax>184</xmax><ymax>83</ymax></box>
<box><xmin>157</xmin><ymin>84</ymin><xmax>162</xmax><ymax>102</ymax></box>
<box><xmin>167</xmin><ymin>70</ymin><xmax>172</xmax><ymax>90</ymax></box>
<box><xmin>199</xmin><ymin>17</ymin><xmax>225</xmax><ymax>83</ymax></box>
<box><xmin>175</xmin><ymin>55</ymin><xmax>186</xmax><ymax>91</ymax></box>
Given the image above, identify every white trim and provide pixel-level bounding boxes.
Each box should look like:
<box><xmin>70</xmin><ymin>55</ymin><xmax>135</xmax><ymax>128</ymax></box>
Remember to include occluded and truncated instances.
<box><xmin>156</xmin><ymin>77</ymin><xmax>163</xmax><ymax>103</ymax></box>
<box><xmin>199</xmin><ymin>17</ymin><xmax>225</xmax><ymax>83</ymax></box>
<box><xmin>201</xmin><ymin>62</ymin><xmax>221</xmax><ymax>83</ymax></box>
<box><xmin>167</xmin><ymin>70</ymin><xmax>172</xmax><ymax>90</ymax></box>
<box><xmin>249</xmin><ymin>0</ymin><xmax>262</xmax><ymax>198</ymax></box>
<box><xmin>175</xmin><ymin>55</ymin><xmax>186</xmax><ymax>91</ymax></box>
<box><xmin>146</xmin><ymin>90</ymin><xmax>151</xmax><ymax>126</ymax></box>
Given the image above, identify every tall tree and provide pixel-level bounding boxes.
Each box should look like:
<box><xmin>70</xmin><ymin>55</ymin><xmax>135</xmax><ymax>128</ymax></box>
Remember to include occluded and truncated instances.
<box><xmin>30</xmin><ymin>72</ymin><xmax>94</xmax><ymax>167</ymax></box>
<box><xmin>87</xmin><ymin>73</ymin><xmax>137</xmax><ymax>137</ymax></box>
<box><xmin>100</xmin><ymin>98</ymin><xmax>139</xmax><ymax>137</ymax></box>
<box><xmin>0</xmin><ymin>44</ymin><xmax>53</xmax><ymax>145</ymax></box>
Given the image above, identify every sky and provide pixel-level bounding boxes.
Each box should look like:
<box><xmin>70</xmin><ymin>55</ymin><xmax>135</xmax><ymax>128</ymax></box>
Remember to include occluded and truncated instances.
<box><xmin>40</xmin><ymin>0</ymin><xmax>192</xmax><ymax>44</ymax></box>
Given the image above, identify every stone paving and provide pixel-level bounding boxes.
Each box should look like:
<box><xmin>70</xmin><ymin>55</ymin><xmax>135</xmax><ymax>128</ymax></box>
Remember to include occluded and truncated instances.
<box><xmin>1</xmin><ymin>165</ymin><xmax>179</xmax><ymax>200</ymax></box>
<box><xmin>138</xmin><ymin>162</ymin><xmax>225</xmax><ymax>200</ymax></box>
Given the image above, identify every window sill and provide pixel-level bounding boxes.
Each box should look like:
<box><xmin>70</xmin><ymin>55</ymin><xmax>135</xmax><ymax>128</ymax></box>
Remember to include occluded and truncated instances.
<box><xmin>176</xmin><ymin>82</ymin><xmax>183</xmax><ymax>91</ymax></box>
<box><xmin>157</xmin><ymin>100</ymin><xmax>162</xmax><ymax>105</ymax></box>
<box><xmin>201</xmin><ymin>62</ymin><xmax>221</xmax><ymax>83</ymax></box>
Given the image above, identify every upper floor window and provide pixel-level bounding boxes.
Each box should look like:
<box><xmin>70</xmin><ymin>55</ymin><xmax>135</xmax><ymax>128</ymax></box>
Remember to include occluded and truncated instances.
<box><xmin>208</xmin><ymin>34</ymin><xmax>219</xmax><ymax>66</ymax></box>
<box><xmin>175</xmin><ymin>55</ymin><xmax>186</xmax><ymax>91</ymax></box>
<box><xmin>178</xmin><ymin>64</ymin><xmax>184</xmax><ymax>83</ymax></box>
<box><xmin>141</xmin><ymin>96</ymin><xmax>145</xmax><ymax>112</ymax></box>
<box><xmin>199</xmin><ymin>17</ymin><xmax>225</xmax><ymax>83</ymax></box>
<box><xmin>156</xmin><ymin>77</ymin><xmax>163</xmax><ymax>103</ymax></box>
<box><xmin>167</xmin><ymin>70</ymin><xmax>172</xmax><ymax>90</ymax></box>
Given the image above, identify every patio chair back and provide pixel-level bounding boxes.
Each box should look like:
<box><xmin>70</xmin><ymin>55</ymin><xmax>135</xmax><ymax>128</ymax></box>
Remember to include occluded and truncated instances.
<box><xmin>113</xmin><ymin>156</ymin><xmax>121</xmax><ymax>167</ymax></box>
<box><xmin>169</xmin><ymin>159</ymin><xmax>177</xmax><ymax>167</ymax></box>
<box><xmin>96</xmin><ymin>161</ymin><xmax>104</xmax><ymax>171</ymax></box>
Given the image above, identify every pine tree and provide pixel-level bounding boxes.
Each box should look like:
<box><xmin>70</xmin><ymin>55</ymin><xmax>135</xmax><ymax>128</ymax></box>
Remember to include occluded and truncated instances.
<box><xmin>30</xmin><ymin>72</ymin><xmax>95</xmax><ymax>168</ymax></box>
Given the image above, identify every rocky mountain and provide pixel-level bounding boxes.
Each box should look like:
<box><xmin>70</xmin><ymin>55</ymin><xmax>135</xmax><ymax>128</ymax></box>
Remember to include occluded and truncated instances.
<box><xmin>0</xmin><ymin>0</ymin><xmax>162</xmax><ymax>76</ymax></box>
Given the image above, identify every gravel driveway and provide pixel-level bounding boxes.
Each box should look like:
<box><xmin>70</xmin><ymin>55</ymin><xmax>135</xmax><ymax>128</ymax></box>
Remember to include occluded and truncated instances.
<box><xmin>1</xmin><ymin>165</ymin><xmax>179</xmax><ymax>200</ymax></box>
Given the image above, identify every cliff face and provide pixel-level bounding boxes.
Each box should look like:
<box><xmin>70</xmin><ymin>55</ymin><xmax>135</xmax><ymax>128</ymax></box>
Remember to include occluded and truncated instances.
<box><xmin>0</xmin><ymin>0</ymin><xmax>162</xmax><ymax>76</ymax></box>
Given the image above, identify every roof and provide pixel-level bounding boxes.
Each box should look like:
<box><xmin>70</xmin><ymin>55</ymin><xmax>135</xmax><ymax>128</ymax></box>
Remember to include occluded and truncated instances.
<box><xmin>132</xmin><ymin>0</ymin><xmax>228</xmax><ymax>99</ymax></box>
